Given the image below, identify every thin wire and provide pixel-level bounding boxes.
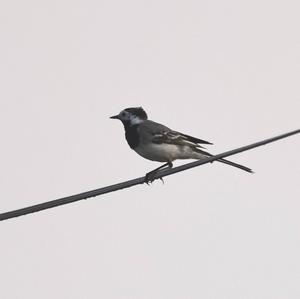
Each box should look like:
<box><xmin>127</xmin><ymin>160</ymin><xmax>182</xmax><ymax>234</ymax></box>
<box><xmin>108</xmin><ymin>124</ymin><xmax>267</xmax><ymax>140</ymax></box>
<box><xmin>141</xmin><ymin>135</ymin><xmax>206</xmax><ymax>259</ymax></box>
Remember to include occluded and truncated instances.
<box><xmin>0</xmin><ymin>129</ymin><xmax>299</xmax><ymax>222</ymax></box>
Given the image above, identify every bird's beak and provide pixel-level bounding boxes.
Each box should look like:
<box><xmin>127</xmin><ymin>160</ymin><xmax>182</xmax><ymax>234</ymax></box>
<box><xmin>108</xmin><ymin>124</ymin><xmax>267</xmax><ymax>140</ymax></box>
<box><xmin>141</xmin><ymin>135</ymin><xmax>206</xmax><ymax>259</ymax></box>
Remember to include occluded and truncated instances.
<box><xmin>110</xmin><ymin>115</ymin><xmax>120</xmax><ymax>120</ymax></box>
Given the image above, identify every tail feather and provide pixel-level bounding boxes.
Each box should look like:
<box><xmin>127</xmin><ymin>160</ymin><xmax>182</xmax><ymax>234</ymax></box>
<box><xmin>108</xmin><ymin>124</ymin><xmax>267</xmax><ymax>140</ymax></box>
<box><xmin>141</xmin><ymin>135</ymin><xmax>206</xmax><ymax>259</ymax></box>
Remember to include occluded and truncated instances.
<box><xmin>194</xmin><ymin>148</ymin><xmax>253</xmax><ymax>173</ymax></box>
<box><xmin>217</xmin><ymin>158</ymin><xmax>253</xmax><ymax>173</ymax></box>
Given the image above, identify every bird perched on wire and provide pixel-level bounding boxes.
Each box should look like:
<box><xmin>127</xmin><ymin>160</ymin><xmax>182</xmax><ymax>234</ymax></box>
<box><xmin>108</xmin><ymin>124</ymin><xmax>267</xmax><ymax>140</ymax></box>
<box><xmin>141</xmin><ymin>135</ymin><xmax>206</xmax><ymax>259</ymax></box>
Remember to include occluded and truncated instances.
<box><xmin>110</xmin><ymin>107</ymin><xmax>253</xmax><ymax>183</ymax></box>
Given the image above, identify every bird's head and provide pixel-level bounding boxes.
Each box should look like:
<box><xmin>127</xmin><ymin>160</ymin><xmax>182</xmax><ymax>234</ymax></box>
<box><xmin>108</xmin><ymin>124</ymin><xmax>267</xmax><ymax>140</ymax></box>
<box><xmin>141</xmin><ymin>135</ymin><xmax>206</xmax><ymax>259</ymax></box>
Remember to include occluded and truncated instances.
<box><xmin>110</xmin><ymin>107</ymin><xmax>148</xmax><ymax>126</ymax></box>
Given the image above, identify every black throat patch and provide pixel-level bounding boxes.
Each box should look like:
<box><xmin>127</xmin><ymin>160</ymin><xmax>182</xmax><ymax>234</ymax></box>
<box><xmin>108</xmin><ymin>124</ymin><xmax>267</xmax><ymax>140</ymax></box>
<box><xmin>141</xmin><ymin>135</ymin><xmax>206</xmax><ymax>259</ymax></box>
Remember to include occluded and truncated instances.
<box><xmin>124</xmin><ymin>123</ymin><xmax>140</xmax><ymax>149</ymax></box>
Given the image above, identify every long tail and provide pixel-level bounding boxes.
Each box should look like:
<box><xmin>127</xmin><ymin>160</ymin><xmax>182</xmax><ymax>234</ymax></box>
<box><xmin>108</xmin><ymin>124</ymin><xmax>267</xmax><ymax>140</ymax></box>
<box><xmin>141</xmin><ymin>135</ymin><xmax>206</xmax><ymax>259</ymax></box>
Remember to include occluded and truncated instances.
<box><xmin>195</xmin><ymin>149</ymin><xmax>253</xmax><ymax>173</ymax></box>
<box><xmin>217</xmin><ymin>158</ymin><xmax>253</xmax><ymax>173</ymax></box>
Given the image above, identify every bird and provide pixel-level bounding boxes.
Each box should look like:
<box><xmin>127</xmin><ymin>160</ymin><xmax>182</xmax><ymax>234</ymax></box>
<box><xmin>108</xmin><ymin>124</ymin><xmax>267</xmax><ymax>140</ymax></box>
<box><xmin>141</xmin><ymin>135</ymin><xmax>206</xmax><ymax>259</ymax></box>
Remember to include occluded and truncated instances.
<box><xmin>110</xmin><ymin>107</ymin><xmax>253</xmax><ymax>183</ymax></box>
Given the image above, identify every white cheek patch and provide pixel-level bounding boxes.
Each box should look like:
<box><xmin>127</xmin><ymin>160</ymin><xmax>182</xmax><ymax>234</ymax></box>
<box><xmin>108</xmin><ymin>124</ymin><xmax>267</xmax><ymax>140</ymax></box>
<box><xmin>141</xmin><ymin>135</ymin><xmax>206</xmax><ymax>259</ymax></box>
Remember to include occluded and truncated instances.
<box><xmin>130</xmin><ymin>116</ymin><xmax>144</xmax><ymax>125</ymax></box>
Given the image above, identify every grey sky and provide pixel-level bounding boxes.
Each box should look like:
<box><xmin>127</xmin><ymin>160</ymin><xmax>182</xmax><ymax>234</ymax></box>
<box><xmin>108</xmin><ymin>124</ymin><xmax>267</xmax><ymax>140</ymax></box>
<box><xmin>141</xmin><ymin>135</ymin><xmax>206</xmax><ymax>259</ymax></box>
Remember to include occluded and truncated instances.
<box><xmin>0</xmin><ymin>0</ymin><xmax>299</xmax><ymax>298</ymax></box>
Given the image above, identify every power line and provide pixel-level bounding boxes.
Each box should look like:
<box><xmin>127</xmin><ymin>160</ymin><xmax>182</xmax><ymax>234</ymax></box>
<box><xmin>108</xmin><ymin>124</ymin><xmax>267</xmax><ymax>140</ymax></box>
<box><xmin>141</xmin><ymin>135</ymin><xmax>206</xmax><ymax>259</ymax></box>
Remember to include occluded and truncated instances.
<box><xmin>0</xmin><ymin>129</ymin><xmax>299</xmax><ymax>222</ymax></box>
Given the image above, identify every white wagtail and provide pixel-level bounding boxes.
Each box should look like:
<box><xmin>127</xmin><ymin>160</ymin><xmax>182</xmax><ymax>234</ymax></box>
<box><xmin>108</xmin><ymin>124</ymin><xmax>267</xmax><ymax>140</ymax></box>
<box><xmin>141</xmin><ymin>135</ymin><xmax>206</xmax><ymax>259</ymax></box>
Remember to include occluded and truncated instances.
<box><xmin>110</xmin><ymin>107</ymin><xmax>253</xmax><ymax>183</ymax></box>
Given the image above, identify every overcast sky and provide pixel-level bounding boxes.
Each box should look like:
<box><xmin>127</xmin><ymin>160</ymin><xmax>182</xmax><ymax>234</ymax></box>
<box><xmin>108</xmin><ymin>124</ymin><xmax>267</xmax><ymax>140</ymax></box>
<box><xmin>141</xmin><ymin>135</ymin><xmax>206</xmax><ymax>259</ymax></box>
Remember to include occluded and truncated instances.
<box><xmin>0</xmin><ymin>0</ymin><xmax>299</xmax><ymax>298</ymax></box>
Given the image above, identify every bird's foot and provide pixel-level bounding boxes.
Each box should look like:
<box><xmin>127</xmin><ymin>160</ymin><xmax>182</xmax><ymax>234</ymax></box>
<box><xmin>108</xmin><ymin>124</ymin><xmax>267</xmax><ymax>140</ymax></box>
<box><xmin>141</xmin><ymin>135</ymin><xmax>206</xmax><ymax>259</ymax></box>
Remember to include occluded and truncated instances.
<box><xmin>144</xmin><ymin>171</ymin><xmax>157</xmax><ymax>184</ymax></box>
<box><xmin>144</xmin><ymin>171</ymin><xmax>164</xmax><ymax>184</ymax></box>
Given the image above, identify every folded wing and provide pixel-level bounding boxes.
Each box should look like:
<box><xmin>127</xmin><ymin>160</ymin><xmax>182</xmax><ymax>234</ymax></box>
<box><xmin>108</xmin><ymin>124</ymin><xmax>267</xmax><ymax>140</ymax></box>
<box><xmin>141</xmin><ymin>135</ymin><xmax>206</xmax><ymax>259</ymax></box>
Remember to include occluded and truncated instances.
<box><xmin>139</xmin><ymin>120</ymin><xmax>213</xmax><ymax>148</ymax></box>
<box><xmin>152</xmin><ymin>130</ymin><xmax>212</xmax><ymax>148</ymax></box>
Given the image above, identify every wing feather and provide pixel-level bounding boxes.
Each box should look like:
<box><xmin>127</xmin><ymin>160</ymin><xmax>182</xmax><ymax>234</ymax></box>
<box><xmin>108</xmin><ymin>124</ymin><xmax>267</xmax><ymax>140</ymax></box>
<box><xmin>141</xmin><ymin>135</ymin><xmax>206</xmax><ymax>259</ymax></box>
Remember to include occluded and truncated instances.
<box><xmin>179</xmin><ymin>133</ymin><xmax>213</xmax><ymax>145</ymax></box>
<box><xmin>139</xmin><ymin>120</ymin><xmax>213</xmax><ymax>148</ymax></box>
<box><xmin>152</xmin><ymin>130</ymin><xmax>212</xmax><ymax>148</ymax></box>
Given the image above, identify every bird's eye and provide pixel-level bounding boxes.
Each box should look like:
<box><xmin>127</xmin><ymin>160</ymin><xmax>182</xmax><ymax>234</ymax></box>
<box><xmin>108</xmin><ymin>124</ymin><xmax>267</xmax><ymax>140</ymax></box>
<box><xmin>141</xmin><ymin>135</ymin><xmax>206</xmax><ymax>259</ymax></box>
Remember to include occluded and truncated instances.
<box><xmin>121</xmin><ymin>112</ymin><xmax>126</xmax><ymax>117</ymax></box>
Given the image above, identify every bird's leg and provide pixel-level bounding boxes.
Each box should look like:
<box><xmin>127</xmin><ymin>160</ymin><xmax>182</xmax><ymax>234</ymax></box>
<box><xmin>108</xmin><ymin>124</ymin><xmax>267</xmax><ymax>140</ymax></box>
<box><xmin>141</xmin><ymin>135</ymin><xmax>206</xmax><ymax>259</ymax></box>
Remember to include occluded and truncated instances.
<box><xmin>145</xmin><ymin>162</ymin><xmax>173</xmax><ymax>184</ymax></box>
<box><xmin>145</xmin><ymin>163</ymin><xmax>170</xmax><ymax>184</ymax></box>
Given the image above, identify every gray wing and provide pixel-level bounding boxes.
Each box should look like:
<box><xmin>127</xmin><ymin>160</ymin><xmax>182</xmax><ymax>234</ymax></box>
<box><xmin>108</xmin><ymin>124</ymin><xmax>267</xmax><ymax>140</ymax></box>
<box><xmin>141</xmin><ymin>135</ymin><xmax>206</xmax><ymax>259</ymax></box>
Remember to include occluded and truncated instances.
<box><xmin>139</xmin><ymin>120</ymin><xmax>212</xmax><ymax>148</ymax></box>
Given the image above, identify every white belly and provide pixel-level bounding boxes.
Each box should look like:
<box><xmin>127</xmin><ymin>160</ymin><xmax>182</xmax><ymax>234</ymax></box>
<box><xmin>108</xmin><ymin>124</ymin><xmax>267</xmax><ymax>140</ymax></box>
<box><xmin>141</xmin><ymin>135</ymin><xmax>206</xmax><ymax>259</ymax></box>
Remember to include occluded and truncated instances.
<box><xmin>134</xmin><ymin>143</ymin><xmax>207</xmax><ymax>162</ymax></box>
